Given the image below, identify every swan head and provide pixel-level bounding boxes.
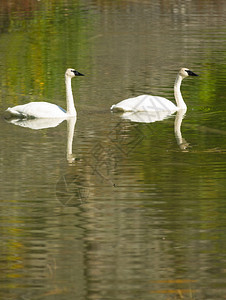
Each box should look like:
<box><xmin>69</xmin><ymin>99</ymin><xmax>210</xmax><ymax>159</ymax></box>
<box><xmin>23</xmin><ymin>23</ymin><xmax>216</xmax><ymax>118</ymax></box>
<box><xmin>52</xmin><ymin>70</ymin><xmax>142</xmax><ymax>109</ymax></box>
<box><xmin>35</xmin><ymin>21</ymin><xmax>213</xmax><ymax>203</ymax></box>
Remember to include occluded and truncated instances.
<box><xmin>179</xmin><ymin>68</ymin><xmax>198</xmax><ymax>78</ymax></box>
<box><xmin>65</xmin><ymin>68</ymin><xmax>85</xmax><ymax>78</ymax></box>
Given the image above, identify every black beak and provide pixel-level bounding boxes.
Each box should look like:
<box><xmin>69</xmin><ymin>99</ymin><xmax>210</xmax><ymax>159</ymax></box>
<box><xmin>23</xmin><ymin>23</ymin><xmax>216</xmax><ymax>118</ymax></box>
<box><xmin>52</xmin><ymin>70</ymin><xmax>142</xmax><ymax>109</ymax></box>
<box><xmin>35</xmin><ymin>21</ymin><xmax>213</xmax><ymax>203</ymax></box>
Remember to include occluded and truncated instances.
<box><xmin>73</xmin><ymin>70</ymin><xmax>85</xmax><ymax>76</ymax></box>
<box><xmin>186</xmin><ymin>70</ymin><xmax>198</xmax><ymax>76</ymax></box>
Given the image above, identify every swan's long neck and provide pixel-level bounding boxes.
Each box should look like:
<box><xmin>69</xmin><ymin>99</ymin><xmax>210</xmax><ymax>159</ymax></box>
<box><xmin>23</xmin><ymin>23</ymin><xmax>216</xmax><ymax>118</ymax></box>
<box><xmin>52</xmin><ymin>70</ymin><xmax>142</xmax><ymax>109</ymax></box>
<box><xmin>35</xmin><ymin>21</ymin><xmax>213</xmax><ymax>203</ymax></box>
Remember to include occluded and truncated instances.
<box><xmin>174</xmin><ymin>74</ymin><xmax>187</xmax><ymax>110</ymax></box>
<box><xmin>65</xmin><ymin>75</ymin><xmax>76</xmax><ymax>116</ymax></box>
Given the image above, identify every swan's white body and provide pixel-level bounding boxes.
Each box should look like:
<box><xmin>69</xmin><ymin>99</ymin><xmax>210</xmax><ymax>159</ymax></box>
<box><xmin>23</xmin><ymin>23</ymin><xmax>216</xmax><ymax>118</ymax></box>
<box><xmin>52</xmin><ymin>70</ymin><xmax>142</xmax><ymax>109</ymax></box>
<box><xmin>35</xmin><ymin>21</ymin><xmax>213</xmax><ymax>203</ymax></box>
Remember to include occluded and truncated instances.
<box><xmin>112</xmin><ymin>95</ymin><xmax>178</xmax><ymax>114</ymax></box>
<box><xmin>111</xmin><ymin>68</ymin><xmax>198</xmax><ymax>113</ymax></box>
<box><xmin>6</xmin><ymin>102</ymin><xmax>67</xmax><ymax>119</ymax></box>
<box><xmin>5</xmin><ymin>69</ymin><xmax>84</xmax><ymax>119</ymax></box>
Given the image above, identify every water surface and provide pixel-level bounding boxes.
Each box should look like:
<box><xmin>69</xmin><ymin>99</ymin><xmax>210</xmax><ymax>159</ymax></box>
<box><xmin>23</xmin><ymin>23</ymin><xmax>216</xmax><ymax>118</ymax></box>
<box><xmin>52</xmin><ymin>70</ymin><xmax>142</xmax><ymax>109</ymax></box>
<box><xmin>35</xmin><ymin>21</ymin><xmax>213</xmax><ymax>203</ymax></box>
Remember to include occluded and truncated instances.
<box><xmin>0</xmin><ymin>1</ymin><xmax>226</xmax><ymax>299</ymax></box>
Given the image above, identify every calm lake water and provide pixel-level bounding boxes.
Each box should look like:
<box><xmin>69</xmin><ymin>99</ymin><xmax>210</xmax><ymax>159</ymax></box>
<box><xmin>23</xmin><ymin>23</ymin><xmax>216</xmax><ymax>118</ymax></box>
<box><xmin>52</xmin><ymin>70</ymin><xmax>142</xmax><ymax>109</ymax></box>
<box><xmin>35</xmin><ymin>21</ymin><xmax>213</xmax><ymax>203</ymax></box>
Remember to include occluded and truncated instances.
<box><xmin>0</xmin><ymin>1</ymin><xmax>226</xmax><ymax>299</ymax></box>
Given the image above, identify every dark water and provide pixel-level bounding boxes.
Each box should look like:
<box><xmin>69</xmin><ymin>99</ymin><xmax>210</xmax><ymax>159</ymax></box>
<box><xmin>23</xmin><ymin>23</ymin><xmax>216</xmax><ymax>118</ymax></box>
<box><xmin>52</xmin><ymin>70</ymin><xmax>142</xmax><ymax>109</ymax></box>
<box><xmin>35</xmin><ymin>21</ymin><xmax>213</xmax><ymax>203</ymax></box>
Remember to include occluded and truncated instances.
<box><xmin>0</xmin><ymin>1</ymin><xmax>226</xmax><ymax>299</ymax></box>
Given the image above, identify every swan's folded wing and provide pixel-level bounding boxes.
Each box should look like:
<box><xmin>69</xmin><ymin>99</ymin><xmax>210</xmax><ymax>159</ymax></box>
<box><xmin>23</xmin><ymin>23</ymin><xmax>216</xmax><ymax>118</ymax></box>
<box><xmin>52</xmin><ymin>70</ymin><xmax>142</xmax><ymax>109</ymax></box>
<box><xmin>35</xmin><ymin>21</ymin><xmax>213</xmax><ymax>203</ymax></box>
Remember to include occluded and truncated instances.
<box><xmin>111</xmin><ymin>95</ymin><xmax>177</xmax><ymax>113</ymax></box>
<box><xmin>5</xmin><ymin>102</ymin><xmax>66</xmax><ymax>118</ymax></box>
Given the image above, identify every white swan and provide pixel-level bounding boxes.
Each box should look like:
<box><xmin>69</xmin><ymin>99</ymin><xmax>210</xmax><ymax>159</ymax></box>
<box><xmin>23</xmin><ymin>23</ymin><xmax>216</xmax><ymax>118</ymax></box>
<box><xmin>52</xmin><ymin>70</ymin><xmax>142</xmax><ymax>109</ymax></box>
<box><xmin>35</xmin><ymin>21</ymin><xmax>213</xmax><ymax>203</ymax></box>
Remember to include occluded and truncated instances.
<box><xmin>5</xmin><ymin>69</ymin><xmax>84</xmax><ymax>119</ymax></box>
<box><xmin>111</xmin><ymin>68</ymin><xmax>198</xmax><ymax>113</ymax></box>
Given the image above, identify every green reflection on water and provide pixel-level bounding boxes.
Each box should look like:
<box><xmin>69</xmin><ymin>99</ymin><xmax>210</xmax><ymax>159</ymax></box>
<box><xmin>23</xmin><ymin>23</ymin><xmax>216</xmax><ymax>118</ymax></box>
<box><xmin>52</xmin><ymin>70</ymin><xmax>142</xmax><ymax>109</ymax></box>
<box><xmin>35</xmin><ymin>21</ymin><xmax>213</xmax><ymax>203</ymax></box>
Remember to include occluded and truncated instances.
<box><xmin>0</xmin><ymin>0</ymin><xmax>92</xmax><ymax>107</ymax></box>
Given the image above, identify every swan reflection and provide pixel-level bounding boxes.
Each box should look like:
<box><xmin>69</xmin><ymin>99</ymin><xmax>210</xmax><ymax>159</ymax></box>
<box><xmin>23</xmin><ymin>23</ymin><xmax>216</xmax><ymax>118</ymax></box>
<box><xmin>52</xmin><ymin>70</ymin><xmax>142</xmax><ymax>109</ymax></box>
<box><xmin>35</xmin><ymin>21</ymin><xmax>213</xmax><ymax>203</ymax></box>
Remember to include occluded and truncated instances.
<box><xmin>117</xmin><ymin>109</ymin><xmax>189</xmax><ymax>150</ymax></box>
<box><xmin>55</xmin><ymin>117</ymin><xmax>89</xmax><ymax>206</ymax></box>
<box><xmin>6</xmin><ymin>116</ymin><xmax>89</xmax><ymax>206</ymax></box>
<box><xmin>6</xmin><ymin>116</ymin><xmax>77</xmax><ymax>160</ymax></box>
<box><xmin>6</xmin><ymin>117</ymin><xmax>65</xmax><ymax>130</ymax></box>
<box><xmin>119</xmin><ymin>110</ymin><xmax>173</xmax><ymax>123</ymax></box>
<box><xmin>174</xmin><ymin>110</ymin><xmax>190</xmax><ymax>150</ymax></box>
<box><xmin>66</xmin><ymin>117</ymin><xmax>76</xmax><ymax>163</ymax></box>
